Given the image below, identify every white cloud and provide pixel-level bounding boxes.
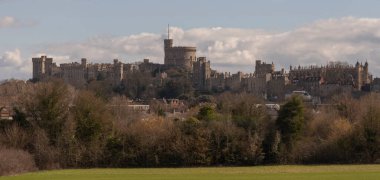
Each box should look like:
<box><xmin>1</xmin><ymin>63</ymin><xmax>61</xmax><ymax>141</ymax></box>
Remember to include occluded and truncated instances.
<box><xmin>25</xmin><ymin>16</ymin><xmax>380</xmax><ymax>78</ymax></box>
<box><xmin>0</xmin><ymin>16</ymin><xmax>36</xmax><ymax>28</ymax></box>
<box><xmin>0</xmin><ymin>49</ymin><xmax>33</xmax><ymax>80</ymax></box>
<box><xmin>0</xmin><ymin>49</ymin><xmax>22</xmax><ymax>67</ymax></box>
<box><xmin>0</xmin><ymin>16</ymin><xmax>16</xmax><ymax>28</ymax></box>
<box><xmin>40</xmin><ymin>33</ymin><xmax>163</xmax><ymax>63</ymax></box>
<box><xmin>33</xmin><ymin>53</ymin><xmax>71</xmax><ymax>65</ymax></box>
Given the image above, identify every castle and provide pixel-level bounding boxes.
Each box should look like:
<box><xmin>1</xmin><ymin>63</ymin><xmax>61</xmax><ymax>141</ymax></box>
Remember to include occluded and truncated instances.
<box><xmin>32</xmin><ymin>56</ymin><xmax>161</xmax><ymax>87</ymax></box>
<box><xmin>32</xmin><ymin>32</ymin><xmax>374</xmax><ymax>101</ymax></box>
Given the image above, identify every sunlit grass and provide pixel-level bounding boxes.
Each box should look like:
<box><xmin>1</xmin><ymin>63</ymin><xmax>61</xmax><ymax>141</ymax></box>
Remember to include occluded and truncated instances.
<box><xmin>2</xmin><ymin>165</ymin><xmax>380</xmax><ymax>180</ymax></box>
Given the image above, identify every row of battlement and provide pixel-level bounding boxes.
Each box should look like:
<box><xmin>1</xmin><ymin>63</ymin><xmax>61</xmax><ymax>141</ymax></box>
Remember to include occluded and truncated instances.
<box><xmin>290</xmin><ymin>61</ymin><xmax>368</xmax><ymax>71</ymax></box>
<box><xmin>169</xmin><ymin>46</ymin><xmax>196</xmax><ymax>49</ymax></box>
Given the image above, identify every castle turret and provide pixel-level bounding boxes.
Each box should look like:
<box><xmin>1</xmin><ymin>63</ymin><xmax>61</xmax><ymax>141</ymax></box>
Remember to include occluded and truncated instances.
<box><xmin>164</xmin><ymin>39</ymin><xmax>173</xmax><ymax>49</ymax></box>
<box><xmin>32</xmin><ymin>56</ymin><xmax>53</xmax><ymax>80</ymax></box>
<box><xmin>193</xmin><ymin>57</ymin><xmax>211</xmax><ymax>91</ymax></box>
<box><xmin>356</xmin><ymin>61</ymin><xmax>360</xmax><ymax>68</ymax></box>
<box><xmin>164</xmin><ymin>25</ymin><xmax>173</xmax><ymax>65</ymax></box>
<box><xmin>255</xmin><ymin>60</ymin><xmax>274</xmax><ymax>77</ymax></box>
<box><xmin>164</xmin><ymin>39</ymin><xmax>173</xmax><ymax>65</ymax></box>
<box><xmin>356</xmin><ymin>61</ymin><xmax>362</xmax><ymax>90</ymax></box>
<box><xmin>363</xmin><ymin>61</ymin><xmax>369</xmax><ymax>84</ymax></box>
<box><xmin>113</xmin><ymin>59</ymin><xmax>123</xmax><ymax>85</ymax></box>
<box><xmin>81</xmin><ymin>58</ymin><xmax>87</xmax><ymax>68</ymax></box>
<box><xmin>163</xmin><ymin>26</ymin><xmax>196</xmax><ymax>70</ymax></box>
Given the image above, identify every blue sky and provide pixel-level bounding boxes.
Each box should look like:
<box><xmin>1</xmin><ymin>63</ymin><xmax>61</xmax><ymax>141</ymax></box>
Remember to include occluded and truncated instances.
<box><xmin>2</xmin><ymin>0</ymin><xmax>380</xmax><ymax>79</ymax></box>
<box><xmin>2</xmin><ymin>0</ymin><xmax>380</xmax><ymax>43</ymax></box>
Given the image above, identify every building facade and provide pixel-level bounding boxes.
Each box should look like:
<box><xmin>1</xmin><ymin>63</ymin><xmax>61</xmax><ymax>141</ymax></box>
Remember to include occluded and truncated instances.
<box><xmin>289</xmin><ymin>61</ymin><xmax>372</xmax><ymax>94</ymax></box>
<box><xmin>192</xmin><ymin>57</ymin><xmax>211</xmax><ymax>91</ymax></box>
<box><xmin>245</xmin><ymin>60</ymin><xmax>288</xmax><ymax>100</ymax></box>
<box><xmin>32</xmin><ymin>56</ymin><xmax>161</xmax><ymax>87</ymax></box>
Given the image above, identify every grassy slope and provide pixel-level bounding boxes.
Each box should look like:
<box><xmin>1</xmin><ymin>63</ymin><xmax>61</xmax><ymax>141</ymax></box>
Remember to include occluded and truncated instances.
<box><xmin>1</xmin><ymin>165</ymin><xmax>380</xmax><ymax>180</ymax></box>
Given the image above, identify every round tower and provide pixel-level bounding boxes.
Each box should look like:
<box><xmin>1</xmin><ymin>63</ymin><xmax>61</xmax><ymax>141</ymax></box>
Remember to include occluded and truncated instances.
<box><xmin>364</xmin><ymin>61</ymin><xmax>369</xmax><ymax>84</ymax></box>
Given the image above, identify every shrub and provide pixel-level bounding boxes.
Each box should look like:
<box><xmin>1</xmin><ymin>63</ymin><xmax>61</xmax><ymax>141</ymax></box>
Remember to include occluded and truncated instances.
<box><xmin>0</xmin><ymin>147</ymin><xmax>37</xmax><ymax>176</ymax></box>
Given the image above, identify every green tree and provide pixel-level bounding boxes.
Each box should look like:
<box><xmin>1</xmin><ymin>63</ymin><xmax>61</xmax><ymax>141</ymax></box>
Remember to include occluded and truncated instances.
<box><xmin>73</xmin><ymin>91</ymin><xmax>112</xmax><ymax>144</ymax></box>
<box><xmin>178</xmin><ymin>117</ymin><xmax>211</xmax><ymax>165</ymax></box>
<box><xmin>276</xmin><ymin>96</ymin><xmax>304</xmax><ymax>162</ymax></box>
<box><xmin>360</xmin><ymin>97</ymin><xmax>380</xmax><ymax>162</ymax></box>
<box><xmin>197</xmin><ymin>106</ymin><xmax>216</xmax><ymax>122</ymax></box>
<box><xmin>72</xmin><ymin>91</ymin><xmax>113</xmax><ymax>166</ymax></box>
<box><xmin>23</xmin><ymin>80</ymin><xmax>71</xmax><ymax>145</ymax></box>
<box><xmin>12</xmin><ymin>107</ymin><xmax>30</xmax><ymax>128</ymax></box>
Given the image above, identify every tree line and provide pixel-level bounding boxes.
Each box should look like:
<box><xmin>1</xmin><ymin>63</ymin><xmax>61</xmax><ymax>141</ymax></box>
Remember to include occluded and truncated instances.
<box><xmin>1</xmin><ymin>80</ymin><xmax>380</xmax><ymax>175</ymax></box>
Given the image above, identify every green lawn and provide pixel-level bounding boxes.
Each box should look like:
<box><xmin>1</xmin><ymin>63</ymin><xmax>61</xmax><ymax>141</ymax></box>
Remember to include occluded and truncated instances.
<box><xmin>2</xmin><ymin>165</ymin><xmax>380</xmax><ymax>180</ymax></box>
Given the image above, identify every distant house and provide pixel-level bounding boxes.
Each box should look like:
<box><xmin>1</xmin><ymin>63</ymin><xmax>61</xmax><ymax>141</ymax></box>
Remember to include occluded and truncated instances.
<box><xmin>162</xmin><ymin>98</ymin><xmax>187</xmax><ymax>113</ymax></box>
<box><xmin>0</xmin><ymin>107</ymin><xmax>13</xmax><ymax>120</ymax></box>
<box><xmin>128</xmin><ymin>104</ymin><xmax>150</xmax><ymax>112</ymax></box>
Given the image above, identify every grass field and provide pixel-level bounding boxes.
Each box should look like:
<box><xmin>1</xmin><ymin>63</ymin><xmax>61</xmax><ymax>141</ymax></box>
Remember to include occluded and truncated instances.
<box><xmin>2</xmin><ymin>165</ymin><xmax>380</xmax><ymax>180</ymax></box>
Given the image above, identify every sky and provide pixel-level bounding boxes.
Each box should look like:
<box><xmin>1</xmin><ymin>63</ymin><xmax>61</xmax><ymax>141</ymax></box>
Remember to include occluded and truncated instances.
<box><xmin>2</xmin><ymin>0</ymin><xmax>380</xmax><ymax>79</ymax></box>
